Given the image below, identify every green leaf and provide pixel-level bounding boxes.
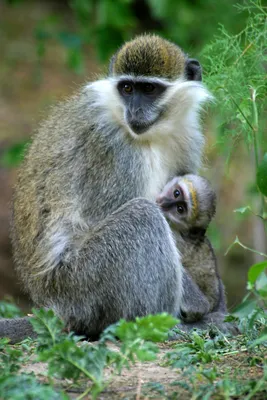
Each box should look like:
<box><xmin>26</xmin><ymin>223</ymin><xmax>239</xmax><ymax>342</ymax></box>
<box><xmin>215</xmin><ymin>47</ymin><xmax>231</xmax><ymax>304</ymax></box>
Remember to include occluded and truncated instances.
<box><xmin>255</xmin><ymin>271</ymin><xmax>267</xmax><ymax>292</ymax></box>
<box><xmin>96</xmin><ymin>0</ymin><xmax>135</xmax><ymax>29</ymax></box>
<box><xmin>0</xmin><ymin>374</ymin><xmax>68</xmax><ymax>400</ymax></box>
<box><xmin>234</xmin><ymin>206</ymin><xmax>252</xmax><ymax>214</ymax></box>
<box><xmin>58</xmin><ymin>32</ymin><xmax>82</xmax><ymax>49</ymax></box>
<box><xmin>1</xmin><ymin>141</ymin><xmax>29</xmax><ymax>167</ymax></box>
<box><xmin>0</xmin><ymin>301</ymin><xmax>22</xmax><ymax>318</ymax></box>
<box><xmin>95</xmin><ymin>27</ymin><xmax>124</xmax><ymax>62</ymax></box>
<box><xmin>66</xmin><ymin>48</ymin><xmax>84</xmax><ymax>74</ymax></box>
<box><xmin>258</xmin><ymin>288</ymin><xmax>267</xmax><ymax>298</ymax></box>
<box><xmin>135</xmin><ymin>342</ymin><xmax>158</xmax><ymax>361</ymax></box>
<box><xmin>250</xmin><ymin>328</ymin><xmax>267</xmax><ymax>347</ymax></box>
<box><xmin>231</xmin><ymin>299</ymin><xmax>257</xmax><ymax>319</ymax></box>
<box><xmin>248</xmin><ymin>261</ymin><xmax>267</xmax><ymax>284</ymax></box>
<box><xmin>115</xmin><ymin>313</ymin><xmax>178</xmax><ymax>343</ymax></box>
<box><xmin>30</xmin><ymin>308</ymin><xmax>65</xmax><ymax>349</ymax></box>
<box><xmin>257</xmin><ymin>153</ymin><xmax>267</xmax><ymax>196</ymax></box>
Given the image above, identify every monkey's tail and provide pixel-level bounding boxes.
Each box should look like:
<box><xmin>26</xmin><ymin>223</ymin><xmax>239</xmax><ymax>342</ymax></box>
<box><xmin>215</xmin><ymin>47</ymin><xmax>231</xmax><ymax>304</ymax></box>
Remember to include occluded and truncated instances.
<box><xmin>0</xmin><ymin>317</ymin><xmax>37</xmax><ymax>344</ymax></box>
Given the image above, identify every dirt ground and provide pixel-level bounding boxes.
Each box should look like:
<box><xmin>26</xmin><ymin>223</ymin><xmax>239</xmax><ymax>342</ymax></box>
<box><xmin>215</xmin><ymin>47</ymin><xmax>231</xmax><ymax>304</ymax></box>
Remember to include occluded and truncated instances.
<box><xmin>20</xmin><ymin>340</ymin><xmax>266</xmax><ymax>399</ymax></box>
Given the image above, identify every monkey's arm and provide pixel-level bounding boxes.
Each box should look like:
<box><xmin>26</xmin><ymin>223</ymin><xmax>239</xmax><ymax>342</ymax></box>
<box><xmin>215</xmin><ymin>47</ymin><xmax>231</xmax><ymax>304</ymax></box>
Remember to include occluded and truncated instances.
<box><xmin>213</xmin><ymin>277</ymin><xmax>227</xmax><ymax>313</ymax></box>
<box><xmin>172</xmin><ymin>232</ymin><xmax>212</xmax><ymax>322</ymax></box>
<box><xmin>0</xmin><ymin>317</ymin><xmax>37</xmax><ymax>344</ymax></box>
<box><xmin>180</xmin><ymin>268</ymin><xmax>211</xmax><ymax>322</ymax></box>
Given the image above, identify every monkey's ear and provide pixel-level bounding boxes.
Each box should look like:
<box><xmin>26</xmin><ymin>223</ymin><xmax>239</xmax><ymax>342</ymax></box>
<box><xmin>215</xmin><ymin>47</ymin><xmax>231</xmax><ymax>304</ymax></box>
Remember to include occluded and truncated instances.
<box><xmin>185</xmin><ymin>59</ymin><xmax>202</xmax><ymax>81</ymax></box>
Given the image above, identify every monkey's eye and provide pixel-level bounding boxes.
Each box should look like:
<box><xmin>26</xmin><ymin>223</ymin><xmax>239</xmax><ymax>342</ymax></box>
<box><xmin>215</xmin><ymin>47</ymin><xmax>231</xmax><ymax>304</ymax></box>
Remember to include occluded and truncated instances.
<box><xmin>123</xmin><ymin>83</ymin><xmax>133</xmax><ymax>94</ymax></box>
<box><xmin>173</xmin><ymin>189</ymin><xmax>180</xmax><ymax>198</ymax></box>
<box><xmin>144</xmin><ymin>83</ymin><xmax>155</xmax><ymax>93</ymax></box>
<box><xmin>177</xmin><ymin>205</ymin><xmax>184</xmax><ymax>214</ymax></box>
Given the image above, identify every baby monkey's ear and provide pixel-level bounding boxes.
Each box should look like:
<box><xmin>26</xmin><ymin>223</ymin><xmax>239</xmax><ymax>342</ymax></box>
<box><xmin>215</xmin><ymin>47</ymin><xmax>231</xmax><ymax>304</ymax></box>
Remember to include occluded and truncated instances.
<box><xmin>188</xmin><ymin>227</ymin><xmax>206</xmax><ymax>239</ymax></box>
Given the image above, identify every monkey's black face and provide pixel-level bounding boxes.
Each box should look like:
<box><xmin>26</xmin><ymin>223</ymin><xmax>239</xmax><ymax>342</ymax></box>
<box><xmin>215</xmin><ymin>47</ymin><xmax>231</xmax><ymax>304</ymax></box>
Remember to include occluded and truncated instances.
<box><xmin>117</xmin><ymin>79</ymin><xmax>167</xmax><ymax>134</ymax></box>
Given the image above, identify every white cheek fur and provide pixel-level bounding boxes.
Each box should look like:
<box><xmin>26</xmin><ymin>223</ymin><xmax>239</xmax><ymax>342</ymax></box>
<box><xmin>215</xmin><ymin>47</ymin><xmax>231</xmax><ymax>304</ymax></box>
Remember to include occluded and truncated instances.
<box><xmin>87</xmin><ymin>77</ymin><xmax>212</xmax><ymax>201</ymax></box>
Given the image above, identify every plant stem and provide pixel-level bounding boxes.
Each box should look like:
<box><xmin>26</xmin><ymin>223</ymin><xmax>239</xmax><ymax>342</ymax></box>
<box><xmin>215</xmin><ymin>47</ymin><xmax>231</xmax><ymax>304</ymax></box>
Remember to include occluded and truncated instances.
<box><xmin>251</xmin><ymin>88</ymin><xmax>259</xmax><ymax>169</ymax></box>
<box><xmin>77</xmin><ymin>387</ymin><xmax>92</xmax><ymax>400</ymax></box>
<box><xmin>244</xmin><ymin>379</ymin><xmax>264</xmax><ymax>400</ymax></box>
<box><xmin>251</xmin><ymin>88</ymin><xmax>267</xmax><ymax>237</ymax></box>
<box><xmin>225</xmin><ymin>236</ymin><xmax>267</xmax><ymax>258</ymax></box>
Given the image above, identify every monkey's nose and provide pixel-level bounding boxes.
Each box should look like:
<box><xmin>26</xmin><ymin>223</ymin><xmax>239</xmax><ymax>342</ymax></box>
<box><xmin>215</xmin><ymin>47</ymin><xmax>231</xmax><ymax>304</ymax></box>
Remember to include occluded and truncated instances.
<box><xmin>157</xmin><ymin>197</ymin><xmax>176</xmax><ymax>210</ymax></box>
<box><xmin>128</xmin><ymin>119</ymin><xmax>148</xmax><ymax>135</ymax></box>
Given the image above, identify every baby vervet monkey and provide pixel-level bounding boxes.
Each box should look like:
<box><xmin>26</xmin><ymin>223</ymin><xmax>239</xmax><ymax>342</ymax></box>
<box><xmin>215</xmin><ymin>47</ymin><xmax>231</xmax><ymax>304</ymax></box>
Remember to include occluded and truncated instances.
<box><xmin>156</xmin><ymin>174</ymin><xmax>227</xmax><ymax>323</ymax></box>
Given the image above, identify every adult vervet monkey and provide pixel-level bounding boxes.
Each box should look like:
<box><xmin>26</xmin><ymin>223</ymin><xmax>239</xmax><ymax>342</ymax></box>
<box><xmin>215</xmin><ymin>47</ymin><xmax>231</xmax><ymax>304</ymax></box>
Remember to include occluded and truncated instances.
<box><xmin>2</xmin><ymin>35</ymin><xmax>212</xmax><ymax>343</ymax></box>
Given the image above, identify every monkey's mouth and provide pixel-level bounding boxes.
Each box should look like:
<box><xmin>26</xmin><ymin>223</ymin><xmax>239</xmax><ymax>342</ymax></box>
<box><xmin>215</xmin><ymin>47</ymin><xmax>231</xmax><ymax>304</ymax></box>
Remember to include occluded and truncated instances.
<box><xmin>126</xmin><ymin>109</ymin><xmax>163</xmax><ymax>135</ymax></box>
<box><xmin>129</xmin><ymin>120</ymin><xmax>152</xmax><ymax>135</ymax></box>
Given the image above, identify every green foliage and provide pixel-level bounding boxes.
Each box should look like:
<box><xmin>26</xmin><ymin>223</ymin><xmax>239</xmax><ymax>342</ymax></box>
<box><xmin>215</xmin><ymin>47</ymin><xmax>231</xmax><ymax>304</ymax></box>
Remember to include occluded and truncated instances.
<box><xmin>171</xmin><ymin>368</ymin><xmax>267</xmax><ymax>400</ymax></box>
<box><xmin>202</xmin><ymin>1</ymin><xmax>267</xmax><ymax>253</ymax></box>
<box><xmin>0</xmin><ymin>329</ymin><xmax>66</xmax><ymax>400</ymax></box>
<box><xmin>0</xmin><ymin>374</ymin><xmax>68</xmax><ymax>400</ymax></box>
<box><xmin>165</xmin><ymin>331</ymin><xmax>220</xmax><ymax>368</ymax></box>
<box><xmin>230</xmin><ymin>256</ymin><xmax>267</xmax><ymax>348</ymax></box>
<box><xmin>28</xmin><ymin>309</ymin><xmax>177</xmax><ymax>398</ymax></box>
<box><xmin>248</xmin><ymin>260</ymin><xmax>267</xmax><ymax>286</ymax></box>
<box><xmin>6</xmin><ymin>0</ymin><xmax>249</xmax><ymax>73</ymax></box>
<box><xmin>165</xmin><ymin>321</ymin><xmax>267</xmax><ymax>398</ymax></box>
<box><xmin>0</xmin><ymin>309</ymin><xmax>178</xmax><ymax>399</ymax></box>
<box><xmin>257</xmin><ymin>153</ymin><xmax>267</xmax><ymax>196</ymax></box>
<box><xmin>250</xmin><ymin>327</ymin><xmax>267</xmax><ymax>347</ymax></box>
<box><xmin>234</xmin><ymin>206</ymin><xmax>252</xmax><ymax>214</ymax></box>
<box><xmin>4</xmin><ymin>0</ymin><xmax>23</xmax><ymax>4</ymax></box>
<box><xmin>0</xmin><ymin>300</ymin><xmax>22</xmax><ymax>318</ymax></box>
<box><xmin>231</xmin><ymin>298</ymin><xmax>258</xmax><ymax>319</ymax></box>
<box><xmin>0</xmin><ymin>340</ymin><xmax>24</xmax><ymax>375</ymax></box>
<box><xmin>1</xmin><ymin>140</ymin><xmax>29</xmax><ymax>167</ymax></box>
<box><xmin>203</xmin><ymin>0</ymin><xmax>267</xmax><ymax>152</ymax></box>
<box><xmin>30</xmin><ymin>308</ymin><xmax>66</xmax><ymax>349</ymax></box>
<box><xmin>115</xmin><ymin>313</ymin><xmax>177</xmax><ymax>342</ymax></box>
<box><xmin>1</xmin><ymin>303</ymin><xmax>267</xmax><ymax>399</ymax></box>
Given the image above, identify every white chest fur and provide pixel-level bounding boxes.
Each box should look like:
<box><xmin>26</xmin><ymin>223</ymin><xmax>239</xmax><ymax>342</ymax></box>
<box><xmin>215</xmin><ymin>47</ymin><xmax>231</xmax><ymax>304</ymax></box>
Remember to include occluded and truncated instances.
<box><xmin>142</xmin><ymin>137</ymin><xmax>183</xmax><ymax>201</ymax></box>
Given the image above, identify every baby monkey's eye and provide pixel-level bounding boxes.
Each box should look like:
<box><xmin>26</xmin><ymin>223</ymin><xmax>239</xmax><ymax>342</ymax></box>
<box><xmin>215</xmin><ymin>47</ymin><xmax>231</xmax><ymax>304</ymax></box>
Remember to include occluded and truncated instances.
<box><xmin>173</xmin><ymin>189</ymin><xmax>181</xmax><ymax>198</ymax></box>
<box><xmin>177</xmin><ymin>205</ymin><xmax>184</xmax><ymax>214</ymax></box>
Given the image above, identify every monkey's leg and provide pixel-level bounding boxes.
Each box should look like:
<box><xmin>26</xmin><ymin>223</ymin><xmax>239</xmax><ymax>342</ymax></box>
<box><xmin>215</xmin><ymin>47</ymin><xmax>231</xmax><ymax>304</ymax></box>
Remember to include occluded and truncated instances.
<box><xmin>34</xmin><ymin>198</ymin><xmax>182</xmax><ymax>339</ymax></box>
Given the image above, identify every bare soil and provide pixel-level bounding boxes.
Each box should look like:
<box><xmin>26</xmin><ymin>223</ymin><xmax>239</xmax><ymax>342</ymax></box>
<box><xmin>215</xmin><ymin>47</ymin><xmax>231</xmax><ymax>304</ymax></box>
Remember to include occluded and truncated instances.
<box><xmin>21</xmin><ymin>341</ymin><xmax>266</xmax><ymax>399</ymax></box>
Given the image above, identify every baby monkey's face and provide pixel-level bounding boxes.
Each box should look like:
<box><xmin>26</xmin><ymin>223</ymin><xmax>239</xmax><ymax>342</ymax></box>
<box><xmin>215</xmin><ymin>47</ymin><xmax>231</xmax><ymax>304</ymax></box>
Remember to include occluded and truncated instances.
<box><xmin>156</xmin><ymin>176</ymin><xmax>195</xmax><ymax>230</ymax></box>
<box><xmin>156</xmin><ymin>174</ymin><xmax>216</xmax><ymax>233</ymax></box>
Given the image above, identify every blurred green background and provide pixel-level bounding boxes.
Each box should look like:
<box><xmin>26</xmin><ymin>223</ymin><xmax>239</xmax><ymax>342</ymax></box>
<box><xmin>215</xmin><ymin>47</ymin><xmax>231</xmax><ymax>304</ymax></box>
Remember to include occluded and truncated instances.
<box><xmin>0</xmin><ymin>0</ymin><xmax>266</xmax><ymax>311</ymax></box>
